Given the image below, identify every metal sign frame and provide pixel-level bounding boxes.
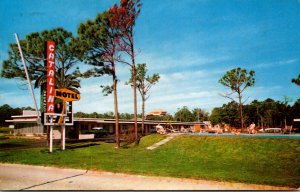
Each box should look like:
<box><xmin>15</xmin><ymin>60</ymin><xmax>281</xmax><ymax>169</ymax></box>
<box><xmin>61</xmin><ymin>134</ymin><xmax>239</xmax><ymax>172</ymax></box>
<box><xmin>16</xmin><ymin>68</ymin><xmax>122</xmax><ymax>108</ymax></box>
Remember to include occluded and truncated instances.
<box><xmin>44</xmin><ymin>113</ymin><xmax>67</xmax><ymax>126</ymax></box>
<box><xmin>43</xmin><ymin>101</ymin><xmax>74</xmax><ymax>126</ymax></box>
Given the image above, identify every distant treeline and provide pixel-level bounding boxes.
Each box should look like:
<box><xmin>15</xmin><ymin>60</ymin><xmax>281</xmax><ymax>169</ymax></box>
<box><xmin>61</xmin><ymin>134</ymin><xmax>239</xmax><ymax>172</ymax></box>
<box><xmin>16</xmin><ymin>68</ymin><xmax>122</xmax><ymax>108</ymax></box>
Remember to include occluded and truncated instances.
<box><xmin>0</xmin><ymin>104</ymin><xmax>34</xmax><ymax>127</ymax></box>
<box><xmin>74</xmin><ymin>111</ymin><xmax>140</xmax><ymax>120</ymax></box>
<box><xmin>210</xmin><ymin>98</ymin><xmax>300</xmax><ymax>128</ymax></box>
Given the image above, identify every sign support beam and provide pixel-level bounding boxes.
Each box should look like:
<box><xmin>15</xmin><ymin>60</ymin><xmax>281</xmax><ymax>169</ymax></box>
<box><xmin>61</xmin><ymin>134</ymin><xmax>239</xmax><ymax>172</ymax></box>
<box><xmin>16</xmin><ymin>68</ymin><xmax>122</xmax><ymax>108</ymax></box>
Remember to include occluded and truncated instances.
<box><xmin>61</xmin><ymin>125</ymin><xmax>65</xmax><ymax>150</ymax></box>
<box><xmin>49</xmin><ymin>126</ymin><xmax>53</xmax><ymax>153</ymax></box>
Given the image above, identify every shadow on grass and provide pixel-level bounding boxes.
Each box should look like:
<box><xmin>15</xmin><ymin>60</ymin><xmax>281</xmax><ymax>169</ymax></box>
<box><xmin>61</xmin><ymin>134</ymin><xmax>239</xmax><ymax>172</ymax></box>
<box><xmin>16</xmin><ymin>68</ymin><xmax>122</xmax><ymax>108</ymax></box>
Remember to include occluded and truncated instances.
<box><xmin>39</xmin><ymin>143</ymin><xmax>101</xmax><ymax>153</ymax></box>
<box><xmin>0</xmin><ymin>136</ymin><xmax>9</xmax><ymax>140</ymax></box>
<box><xmin>0</xmin><ymin>140</ymin><xmax>46</xmax><ymax>152</ymax></box>
<box><xmin>0</xmin><ymin>143</ymin><xmax>28</xmax><ymax>148</ymax></box>
<box><xmin>66</xmin><ymin>143</ymin><xmax>100</xmax><ymax>150</ymax></box>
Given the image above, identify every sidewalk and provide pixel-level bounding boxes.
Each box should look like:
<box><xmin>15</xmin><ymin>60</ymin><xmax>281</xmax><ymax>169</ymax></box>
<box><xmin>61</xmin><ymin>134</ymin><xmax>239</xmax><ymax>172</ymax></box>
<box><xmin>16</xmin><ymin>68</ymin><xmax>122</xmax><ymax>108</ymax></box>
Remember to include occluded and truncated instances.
<box><xmin>0</xmin><ymin>163</ymin><xmax>297</xmax><ymax>190</ymax></box>
<box><xmin>147</xmin><ymin>133</ymin><xmax>182</xmax><ymax>150</ymax></box>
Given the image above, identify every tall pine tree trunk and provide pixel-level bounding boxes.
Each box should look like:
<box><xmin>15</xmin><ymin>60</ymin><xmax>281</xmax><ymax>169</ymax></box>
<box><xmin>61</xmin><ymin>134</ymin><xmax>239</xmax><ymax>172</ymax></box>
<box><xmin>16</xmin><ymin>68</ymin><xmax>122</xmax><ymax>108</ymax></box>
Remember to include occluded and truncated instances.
<box><xmin>142</xmin><ymin>95</ymin><xmax>145</xmax><ymax>135</ymax></box>
<box><xmin>132</xmin><ymin>64</ymin><xmax>138</xmax><ymax>141</ymax></box>
<box><xmin>238</xmin><ymin>92</ymin><xmax>244</xmax><ymax>131</ymax></box>
<box><xmin>112</xmin><ymin>67</ymin><xmax>120</xmax><ymax>148</ymax></box>
<box><xmin>130</xmin><ymin>31</ymin><xmax>138</xmax><ymax>143</ymax></box>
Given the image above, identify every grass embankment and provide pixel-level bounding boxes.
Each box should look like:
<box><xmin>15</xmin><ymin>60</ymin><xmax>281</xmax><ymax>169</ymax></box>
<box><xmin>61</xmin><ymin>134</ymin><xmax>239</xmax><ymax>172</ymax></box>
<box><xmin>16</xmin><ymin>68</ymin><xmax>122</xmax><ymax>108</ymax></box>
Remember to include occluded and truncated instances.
<box><xmin>0</xmin><ymin>134</ymin><xmax>299</xmax><ymax>188</ymax></box>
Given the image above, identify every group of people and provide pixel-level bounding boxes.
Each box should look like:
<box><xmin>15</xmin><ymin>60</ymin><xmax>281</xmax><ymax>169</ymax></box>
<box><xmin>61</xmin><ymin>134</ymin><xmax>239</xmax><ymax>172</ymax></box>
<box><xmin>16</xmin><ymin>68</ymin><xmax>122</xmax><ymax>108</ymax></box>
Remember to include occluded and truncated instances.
<box><xmin>156</xmin><ymin>122</ymin><xmax>258</xmax><ymax>135</ymax></box>
<box><xmin>247</xmin><ymin>122</ymin><xmax>257</xmax><ymax>134</ymax></box>
<box><xmin>155</xmin><ymin>124</ymin><xmax>167</xmax><ymax>134</ymax></box>
<box><xmin>235</xmin><ymin>122</ymin><xmax>257</xmax><ymax>135</ymax></box>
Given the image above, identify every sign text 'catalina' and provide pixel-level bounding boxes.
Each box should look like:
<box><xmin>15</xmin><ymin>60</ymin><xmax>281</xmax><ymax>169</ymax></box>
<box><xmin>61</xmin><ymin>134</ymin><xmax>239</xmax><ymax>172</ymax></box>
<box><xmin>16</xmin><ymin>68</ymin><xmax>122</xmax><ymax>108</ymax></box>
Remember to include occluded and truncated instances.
<box><xmin>46</xmin><ymin>41</ymin><xmax>55</xmax><ymax>113</ymax></box>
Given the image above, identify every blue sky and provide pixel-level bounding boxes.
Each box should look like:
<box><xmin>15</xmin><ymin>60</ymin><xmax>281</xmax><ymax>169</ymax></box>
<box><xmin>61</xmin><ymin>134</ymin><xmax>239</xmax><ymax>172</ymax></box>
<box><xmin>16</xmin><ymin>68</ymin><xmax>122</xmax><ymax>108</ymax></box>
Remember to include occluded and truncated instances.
<box><xmin>0</xmin><ymin>0</ymin><xmax>299</xmax><ymax>115</ymax></box>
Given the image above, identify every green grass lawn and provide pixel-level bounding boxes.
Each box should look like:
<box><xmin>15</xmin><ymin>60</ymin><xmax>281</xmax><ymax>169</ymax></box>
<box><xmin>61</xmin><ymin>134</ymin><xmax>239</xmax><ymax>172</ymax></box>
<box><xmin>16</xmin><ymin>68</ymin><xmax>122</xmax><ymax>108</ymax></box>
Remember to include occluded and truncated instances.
<box><xmin>0</xmin><ymin>134</ymin><xmax>299</xmax><ymax>188</ymax></box>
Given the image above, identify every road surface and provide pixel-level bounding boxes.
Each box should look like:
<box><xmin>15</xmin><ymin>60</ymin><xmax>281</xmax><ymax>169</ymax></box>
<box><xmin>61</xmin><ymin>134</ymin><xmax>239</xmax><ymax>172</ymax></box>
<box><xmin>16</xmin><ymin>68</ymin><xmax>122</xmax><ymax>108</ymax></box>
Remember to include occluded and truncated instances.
<box><xmin>0</xmin><ymin>163</ymin><xmax>296</xmax><ymax>190</ymax></box>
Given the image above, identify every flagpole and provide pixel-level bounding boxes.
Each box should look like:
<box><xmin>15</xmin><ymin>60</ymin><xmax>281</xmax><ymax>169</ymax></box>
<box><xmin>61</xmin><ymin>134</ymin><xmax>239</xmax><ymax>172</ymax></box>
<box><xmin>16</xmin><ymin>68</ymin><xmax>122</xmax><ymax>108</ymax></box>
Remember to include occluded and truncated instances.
<box><xmin>14</xmin><ymin>33</ymin><xmax>41</xmax><ymax>125</ymax></box>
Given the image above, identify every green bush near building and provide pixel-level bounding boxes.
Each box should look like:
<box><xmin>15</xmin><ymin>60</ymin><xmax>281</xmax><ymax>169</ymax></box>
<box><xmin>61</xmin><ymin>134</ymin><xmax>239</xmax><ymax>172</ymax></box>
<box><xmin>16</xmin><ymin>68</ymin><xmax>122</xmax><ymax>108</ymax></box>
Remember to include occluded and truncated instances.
<box><xmin>0</xmin><ymin>134</ymin><xmax>299</xmax><ymax>188</ymax></box>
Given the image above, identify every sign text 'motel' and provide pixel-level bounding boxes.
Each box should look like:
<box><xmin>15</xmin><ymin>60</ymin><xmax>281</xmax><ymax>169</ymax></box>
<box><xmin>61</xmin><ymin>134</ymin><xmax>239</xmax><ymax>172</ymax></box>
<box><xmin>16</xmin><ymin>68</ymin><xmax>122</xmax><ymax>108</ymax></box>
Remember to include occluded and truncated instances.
<box><xmin>55</xmin><ymin>88</ymin><xmax>80</xmax><ymax>102</ymax></box>
<box><xmin>46</xmin><ymin>41</ymin><xmax>55</xmax><ymax>113</ymax></box>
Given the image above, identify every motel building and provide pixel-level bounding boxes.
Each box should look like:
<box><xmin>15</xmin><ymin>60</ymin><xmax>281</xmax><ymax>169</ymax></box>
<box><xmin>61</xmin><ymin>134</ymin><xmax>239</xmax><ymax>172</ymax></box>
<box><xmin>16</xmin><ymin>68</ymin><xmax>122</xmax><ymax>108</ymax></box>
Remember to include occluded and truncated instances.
<box><xmin>6</xmin><ymin>110</ymin><xmax>207</xmax><ymax>140</ymax></box>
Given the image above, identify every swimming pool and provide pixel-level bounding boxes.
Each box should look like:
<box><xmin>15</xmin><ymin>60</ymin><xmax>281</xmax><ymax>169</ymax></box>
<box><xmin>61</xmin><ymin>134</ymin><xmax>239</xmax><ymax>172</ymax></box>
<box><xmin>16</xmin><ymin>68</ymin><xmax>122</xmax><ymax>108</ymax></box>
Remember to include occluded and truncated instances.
<box><xmin>183</xmin><ymin>133</ymin><xmax>300</xmax><ymax>139</ymax></box>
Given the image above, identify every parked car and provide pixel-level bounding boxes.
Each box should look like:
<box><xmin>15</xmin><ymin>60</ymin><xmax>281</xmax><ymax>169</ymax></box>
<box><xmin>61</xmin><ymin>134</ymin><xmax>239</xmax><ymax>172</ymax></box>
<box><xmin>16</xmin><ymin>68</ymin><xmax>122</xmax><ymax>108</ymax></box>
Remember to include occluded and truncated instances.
<box><xmin>92</xmin><ymin>127</ymin><xmax>108</xmax><ymax>138</ymax></box>
<box><xmin>292</xmin><ymin>120</ymin><xmax>300</xmax><ymax>133</ymax></box>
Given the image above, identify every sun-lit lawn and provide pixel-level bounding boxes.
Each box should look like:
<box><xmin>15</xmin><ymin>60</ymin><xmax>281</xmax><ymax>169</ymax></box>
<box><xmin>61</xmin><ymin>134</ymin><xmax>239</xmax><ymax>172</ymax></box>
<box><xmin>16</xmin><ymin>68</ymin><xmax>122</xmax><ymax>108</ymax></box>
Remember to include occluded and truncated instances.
<box><xmin>0</xmin><ymin>134</ymin><xmax>299</xmax><ymax>188</ymax></box>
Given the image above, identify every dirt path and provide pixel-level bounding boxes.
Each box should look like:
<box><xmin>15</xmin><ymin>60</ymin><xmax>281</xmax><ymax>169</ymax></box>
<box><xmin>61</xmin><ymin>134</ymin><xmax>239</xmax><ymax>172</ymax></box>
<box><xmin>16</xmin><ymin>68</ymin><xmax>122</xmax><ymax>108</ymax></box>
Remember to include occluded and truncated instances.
<box><xmin>0</xmin><ymin>163</ymin><xmax>297</xmax><ymax>190</ymax></box>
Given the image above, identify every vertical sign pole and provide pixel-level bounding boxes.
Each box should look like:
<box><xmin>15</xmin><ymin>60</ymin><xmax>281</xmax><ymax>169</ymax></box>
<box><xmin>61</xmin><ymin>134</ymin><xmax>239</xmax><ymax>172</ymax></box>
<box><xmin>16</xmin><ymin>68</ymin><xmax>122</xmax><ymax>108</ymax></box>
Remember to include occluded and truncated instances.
<box><xmin>61</xmin><ymin>125</ymin><xmax>65</xmax><ymax>150</ymax></box>
<box><xmin>61</xmin><ymin>109</ymin><xmax>65</xmax><ymax>150</ymax></box>
<box><xmin>62</xmin><ymin>106</ymin><xmax>66</xmax><ymax>150</ymax></box>
<box><xmin>46</xmin><ymin>126</ymin><xmax>49</xmax><ymax>146</ymax></box>
<box><xmin>50</xmin><ymin>126</ymin><xmax>53</xmax><ymax>153</ymax></box>
<box><xmin>14</xmin><ymin>33</ymin><xmax>41</xmax><ymax>125</ymax></box>
<box><xmin>60</xmin><ymin>101</ymin><xmax>66</xmax><ymax>150</ymax></box>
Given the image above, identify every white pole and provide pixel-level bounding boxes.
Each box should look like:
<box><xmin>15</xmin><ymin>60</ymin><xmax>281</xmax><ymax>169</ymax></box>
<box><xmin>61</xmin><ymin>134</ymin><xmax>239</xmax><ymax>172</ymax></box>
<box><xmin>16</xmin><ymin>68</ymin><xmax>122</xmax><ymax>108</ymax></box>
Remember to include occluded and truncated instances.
<box><xmin>50</xmin><ymin>126</ymin><xmax>53</xmax><ymax>153</ymax></box>
<box><xmin>61</xmin><ymin>125</ymin><xmax>65</xmax><ymax>150</ymax></box>
<box><xmin>14</xmin><ymin>33</ymin><xmax>41</xmax><ymax>126</ymax></box>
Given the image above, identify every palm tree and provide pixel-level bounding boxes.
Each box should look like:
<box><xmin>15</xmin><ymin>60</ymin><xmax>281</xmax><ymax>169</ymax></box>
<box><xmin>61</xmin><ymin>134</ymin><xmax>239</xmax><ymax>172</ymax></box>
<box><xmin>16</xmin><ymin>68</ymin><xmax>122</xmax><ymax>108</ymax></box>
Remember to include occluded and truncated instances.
<box><xmin>34</xmin><ymin>66</ymin><xmax>80</xmax><ymax>123</ymax></box>
<box><xmin>34</xmin><ymin>67</ymin><xmax>80</xmax><ymax>93</ymax></box>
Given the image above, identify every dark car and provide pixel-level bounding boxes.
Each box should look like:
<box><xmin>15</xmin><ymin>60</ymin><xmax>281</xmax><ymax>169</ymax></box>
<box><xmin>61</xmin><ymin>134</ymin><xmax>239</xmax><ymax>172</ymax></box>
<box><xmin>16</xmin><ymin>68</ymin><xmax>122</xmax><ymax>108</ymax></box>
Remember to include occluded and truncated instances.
<box><xmin>292</xmin><ymin>120</ymin><xmax>300</xmax><ymax>133</ymax></box>
<box><xmin>92</xmin><ymin>127</ymin><xmax>109</xmax><ymax>138</ymax></box>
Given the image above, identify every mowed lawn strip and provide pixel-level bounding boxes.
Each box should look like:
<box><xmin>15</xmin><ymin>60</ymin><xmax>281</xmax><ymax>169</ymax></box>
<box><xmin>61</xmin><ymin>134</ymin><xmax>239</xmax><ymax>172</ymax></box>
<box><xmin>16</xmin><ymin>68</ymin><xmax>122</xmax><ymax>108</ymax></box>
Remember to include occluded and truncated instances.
<box><xmin>0</xmin><ymin>134</ymin><xmax>299</xmax><ymax>188</ymax></box>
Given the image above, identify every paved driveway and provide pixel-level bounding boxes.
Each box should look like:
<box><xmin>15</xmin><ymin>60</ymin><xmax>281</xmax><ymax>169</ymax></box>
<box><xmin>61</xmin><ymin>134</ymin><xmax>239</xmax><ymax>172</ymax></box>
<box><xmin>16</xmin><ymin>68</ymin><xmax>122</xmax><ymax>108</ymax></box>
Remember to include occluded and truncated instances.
<box><xmin>0</xmin><ymin>163</ymin><xmax>296</xmax><ymax>190</ymax></box>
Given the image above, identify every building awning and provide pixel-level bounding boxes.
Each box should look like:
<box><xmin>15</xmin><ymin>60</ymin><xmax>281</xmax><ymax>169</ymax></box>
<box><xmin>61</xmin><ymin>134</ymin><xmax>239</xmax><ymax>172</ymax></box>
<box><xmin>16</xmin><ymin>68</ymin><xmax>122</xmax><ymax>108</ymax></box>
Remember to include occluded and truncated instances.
<box><xmin>5</xmin><ymin>119</ymin><xmax>38</xmax><ymax>123</ymax></box>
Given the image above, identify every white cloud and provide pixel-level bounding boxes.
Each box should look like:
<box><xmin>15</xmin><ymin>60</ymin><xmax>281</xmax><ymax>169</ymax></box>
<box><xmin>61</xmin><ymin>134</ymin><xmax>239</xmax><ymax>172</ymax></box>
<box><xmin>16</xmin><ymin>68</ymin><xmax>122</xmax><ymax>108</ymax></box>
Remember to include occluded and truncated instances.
<box><xmin>146</xmin><ymin>88</ymin><xmax>226</xmax><ymax>114</ymax></box>
<box><xmin>76</xmin><ymin>77</ymin><xmax>138</xmax><ymax>113</ymax></box>
<box><xmin>74</xmin><ymin>65</ymin><xmax>227</xmax><ymax>115</ymax></box>
<box><xmin>80</xmin><ymin>84</ymin><xmax>102</xmax><ymax>94</ymax></box>
<box><xmin>89</xmin><ymin>43</ymin><xmax>231</xmax><ymax>115</ymax></box>
<box><xmin>136</xmin><ymin>51</ymin><xmax>231</xmax><ymax>72</ymax></box>
<box><xmin>255</xmin><ymin>59</ymin><xmax>298</xmax><ymax>69</ymax></box>
<box><xmin>0</xmin><ymin>89</ymin><xmax>40</xmax><ymax>108</ymax></box>
<box><xmin>246</xmin><ymin>85</ymin><xmax>282</xmax><ymax>101</ymax></box>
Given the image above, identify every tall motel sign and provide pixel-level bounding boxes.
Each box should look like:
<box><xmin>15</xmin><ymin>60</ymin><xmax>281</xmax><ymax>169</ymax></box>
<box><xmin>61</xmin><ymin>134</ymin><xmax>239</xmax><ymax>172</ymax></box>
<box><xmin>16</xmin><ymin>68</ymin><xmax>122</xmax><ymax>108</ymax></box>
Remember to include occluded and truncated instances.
<box><xmin>15</xmin><ymin>34</ymin><xmax>80</xmax><ymax>152</ymax></box>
